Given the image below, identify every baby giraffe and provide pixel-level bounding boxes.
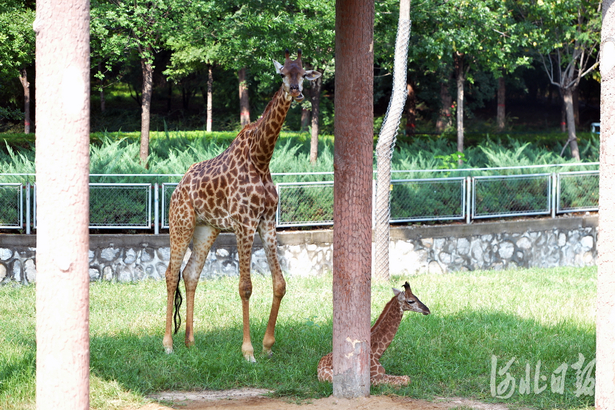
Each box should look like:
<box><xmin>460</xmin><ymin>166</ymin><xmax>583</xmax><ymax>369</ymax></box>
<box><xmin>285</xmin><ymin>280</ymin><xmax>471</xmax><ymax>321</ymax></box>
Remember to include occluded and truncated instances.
<box><xmin>317</xmin><ymin>282</ymin><xmax>430</xmax><ymax>386</ymax></box>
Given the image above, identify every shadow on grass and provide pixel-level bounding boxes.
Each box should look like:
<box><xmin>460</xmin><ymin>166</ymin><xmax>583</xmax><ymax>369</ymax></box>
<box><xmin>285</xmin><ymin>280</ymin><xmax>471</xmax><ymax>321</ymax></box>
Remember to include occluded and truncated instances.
<box><xmin>89</xmin><ymin>310</ymin><xmax>595</xmax><ymax>409</ymax></box>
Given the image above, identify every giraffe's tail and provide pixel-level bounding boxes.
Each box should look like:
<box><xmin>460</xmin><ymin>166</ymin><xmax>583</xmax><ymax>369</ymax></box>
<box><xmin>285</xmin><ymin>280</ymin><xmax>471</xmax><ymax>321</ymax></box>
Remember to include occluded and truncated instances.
<box><xmin>173</xmin><ymin>275</ymin><xmax>183</xmax><ymax>335</ymax></box>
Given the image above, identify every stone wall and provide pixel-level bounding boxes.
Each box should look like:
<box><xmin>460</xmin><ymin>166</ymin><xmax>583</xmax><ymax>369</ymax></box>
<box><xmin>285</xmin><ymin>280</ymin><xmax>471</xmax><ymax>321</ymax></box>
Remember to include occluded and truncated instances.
<box><xmin>0</xmin><ymin>215</ymin><xmax>597</xmax><ymax>286</ymax></box>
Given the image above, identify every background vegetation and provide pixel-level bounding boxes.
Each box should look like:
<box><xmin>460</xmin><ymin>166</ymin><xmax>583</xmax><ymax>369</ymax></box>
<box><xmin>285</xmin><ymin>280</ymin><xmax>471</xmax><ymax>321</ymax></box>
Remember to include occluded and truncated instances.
<box><xmin>0</xmin><ymin>0</ymin><xmax>601</xmax><ymax>163</ymax></box>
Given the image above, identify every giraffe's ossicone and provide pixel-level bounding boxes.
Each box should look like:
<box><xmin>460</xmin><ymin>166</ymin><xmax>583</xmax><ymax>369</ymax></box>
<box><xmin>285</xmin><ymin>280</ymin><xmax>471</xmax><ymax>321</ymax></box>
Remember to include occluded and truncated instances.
<box><xmin>162</xmin><ymin>50</ymin><xmax>321</xmax><ymax>363</ymax></box>
<box><xmin>317</xmin><ymin>282</ymin><xmax>430</xmax><ymax>386</ymax></box>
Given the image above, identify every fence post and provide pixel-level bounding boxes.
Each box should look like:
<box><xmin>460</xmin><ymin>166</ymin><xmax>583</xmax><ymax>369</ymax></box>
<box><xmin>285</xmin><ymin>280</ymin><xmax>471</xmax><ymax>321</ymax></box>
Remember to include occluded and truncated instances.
<box><xmin>154</xmin><ymin>183</ymin><xmax>159</xmax><ymax>235</ymax></box>
<box><xmin>466</xmin><ymin>177</ymin><xmax>472</xmax><ymax>224</ymax></box>
<box><xmin>551</xmin><ymin>173</ymin><xmax>557</xmax><ymax>218</ymax></box>
<box><xmin>25</xmin><ymin>182</ymin><xmax>31</xmax><ymax>235</ymax></box>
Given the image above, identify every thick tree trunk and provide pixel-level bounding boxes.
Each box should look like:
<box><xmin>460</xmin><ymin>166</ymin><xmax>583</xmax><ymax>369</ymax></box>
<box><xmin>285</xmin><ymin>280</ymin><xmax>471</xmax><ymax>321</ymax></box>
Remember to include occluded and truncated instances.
<box><xmin>238</xmin><ymin>67</ymin><xmax>250</xmax><ymax>126</ymax></box>
<box><xmin>140</xmin><ymin>55</ymin><xmax>153</xmax><ymax>167</ymax></box>
<box><xmin>405</xmin><ymin>80</ymin><xmax>416</xmax><ymax>136</ymax></box>
<box><xmin>34</xmin><ymin>0</ymin><xmax>91</xmax><ymax>408</ymax></box>
<box><xmin>562</xmin><ymin>87</ymin><xmax>580</xmax><ymax>160</ymax></box>
<box><xmin>206</xmin><ymin>65</ymin><xmax>213</xmax><ymax>132</ymax></box>
<box><xmin>435</xmin><ymin>78</ymin><xmax>452</xmax><ymax>133</ymax></box>
<box><xmin>597</xmin><ymin>2</ymin><xmax>615</xmax><ymax>406</ymax></box>
<box><xmin>19</xmin><ymin>68</ymin><xmax>31</xmax><ymax>133</ymax></box>
<box><xmin>455</xmin><ymin>54</ymin><xmax>465</xmax><ymax>159</ymax></box>
<box><xmin>496</xmin><ymin>76</ymin><xmax>505</xmax><ymax>132</ymax></box>
<box><xmin>310</xmin><ymin>76</ymin><xmax>322</xmax><ymax>164</ymax></box>
<box><xmin>333</xmin><ymin>0</ymin><xmax>374</xmax><ymax>398</ymax></box>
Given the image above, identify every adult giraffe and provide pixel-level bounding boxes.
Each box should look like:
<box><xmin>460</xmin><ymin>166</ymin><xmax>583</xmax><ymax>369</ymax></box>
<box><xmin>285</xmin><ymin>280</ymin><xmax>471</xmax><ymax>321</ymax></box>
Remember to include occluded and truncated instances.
<box><xmin>163</xmin><ymin>50</ymin><xmax>321</xmax><ymax>362</ymax></box>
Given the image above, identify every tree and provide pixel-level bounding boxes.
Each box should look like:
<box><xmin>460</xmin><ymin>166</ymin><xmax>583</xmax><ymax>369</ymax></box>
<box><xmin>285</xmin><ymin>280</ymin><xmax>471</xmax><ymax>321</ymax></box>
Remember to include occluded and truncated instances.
<box><xmin>597</xmin><ymin>1</ymin><xmax>615</xmax><ymax>406</ymax></box>
<box><xmin>332</xmin><ymin>0</ymin><xmax>374</xmax><ymax>398</ymax></box>
<box><xmin>35</xmin><ymin>0</ymin><xmax>91</xmax><ymax>408</ymax></box>
<box><xmin>91</xmin><ymin>0</ymin><xmax>185</xmax><ymax>165</ymax></box>
<box><xmin>163</xmin><ymin>0</ymin><xmax>225</xmax><ymax>131</ymax></box>
<box><xmin>512</xmin><ymin>0</ymin><xmax>601</xmax><ymax>160</ymax></box>
<box><xmin>0</xmin><ymin>3</ymin><xmax>35</xmax><ymax>133</ymax></box>
<box><xmin>390</xmin><ymin>0</ymin><xmax>528</xmax><ymax>152</ymax></box>
<box><xmin>213</xmin><ymin>0</ymin><xmax>335</xmax><ymax>154</ymax></box>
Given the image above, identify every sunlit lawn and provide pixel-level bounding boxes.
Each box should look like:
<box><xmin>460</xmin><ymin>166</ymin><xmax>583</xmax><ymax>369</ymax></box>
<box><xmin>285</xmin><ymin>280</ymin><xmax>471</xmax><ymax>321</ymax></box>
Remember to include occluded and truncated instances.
<box><xmin>0</xmin><ymin>266</ymin><xmax>596</xmax><ymax>410</ymax></box>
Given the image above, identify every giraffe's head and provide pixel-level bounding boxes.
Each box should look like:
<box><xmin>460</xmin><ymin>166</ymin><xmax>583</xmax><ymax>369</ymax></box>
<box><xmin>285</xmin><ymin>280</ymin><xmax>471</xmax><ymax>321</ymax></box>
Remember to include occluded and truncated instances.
<box><xmin>393</xmin><ymin>282</ymin><xmax>430</xmax><ymax>315</ymax></box>
<box><xmin>273</xmin><ymin>49</ymin><xmax>322</xmax><ymax>103</ymax></box>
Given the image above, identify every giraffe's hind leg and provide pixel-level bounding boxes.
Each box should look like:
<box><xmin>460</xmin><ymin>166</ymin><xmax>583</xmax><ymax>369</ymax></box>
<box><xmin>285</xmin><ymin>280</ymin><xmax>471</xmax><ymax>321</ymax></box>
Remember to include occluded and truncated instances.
<box><xmin>163</xmin><ymin>225</ymin><xmax>194</xmax><ymax>354</ymax></box>
<box><xmin>258</xmin><ymin>220</ymin><xmax>286</xmax><ymax>357</ymax></box>
<box><xmin>183</xmin><ymin>225</ymin><xmax>220</xmax><ymax>348</ymax></box>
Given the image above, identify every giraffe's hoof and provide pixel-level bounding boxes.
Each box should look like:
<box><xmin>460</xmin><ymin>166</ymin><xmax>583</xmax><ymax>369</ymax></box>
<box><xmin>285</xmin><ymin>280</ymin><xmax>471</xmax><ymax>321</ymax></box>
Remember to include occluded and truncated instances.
<box><xmin>262</xmin><ymin>348</ymin><xmax>273</xmax><ymax>358</ymax></box>
<box><xmin>244</xmin><ymin>353</ymin><xmax>257</xmax><ymax>363</ymax></box>
<box><xmin>165</xmin><ymin>347</ymin><xmax>174</xmax><ymax>354</ymax></box>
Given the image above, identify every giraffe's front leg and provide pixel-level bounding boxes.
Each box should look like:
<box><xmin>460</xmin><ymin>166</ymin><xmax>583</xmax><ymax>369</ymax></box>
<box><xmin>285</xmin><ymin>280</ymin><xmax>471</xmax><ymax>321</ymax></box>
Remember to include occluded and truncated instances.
<box><xmin>258</xmin><ymin>221</ymin><xmax>286</xmax><ymax>357</ymax></box>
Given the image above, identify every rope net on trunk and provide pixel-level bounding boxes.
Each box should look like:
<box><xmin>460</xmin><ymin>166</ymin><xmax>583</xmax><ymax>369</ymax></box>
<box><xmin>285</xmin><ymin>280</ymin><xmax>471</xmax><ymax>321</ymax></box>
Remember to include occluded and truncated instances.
<box><xmin>374</xmin><ymin>16</ymin><xmax>411</xmax><ymax>280</ymax></box>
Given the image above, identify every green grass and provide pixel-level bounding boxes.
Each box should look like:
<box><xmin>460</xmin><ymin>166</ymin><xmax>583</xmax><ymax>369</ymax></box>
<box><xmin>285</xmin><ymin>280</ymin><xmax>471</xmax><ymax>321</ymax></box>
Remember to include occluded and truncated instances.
<box><xmin>0</xmin><ymin>266</ymin><xmax>596</xmax><ymax>409</ymax></box>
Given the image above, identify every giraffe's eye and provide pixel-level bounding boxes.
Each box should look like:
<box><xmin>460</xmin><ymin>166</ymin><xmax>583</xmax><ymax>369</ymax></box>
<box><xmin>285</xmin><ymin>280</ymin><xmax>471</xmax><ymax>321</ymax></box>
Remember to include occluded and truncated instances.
<box><xmin>279</xmin><ymin>73</ymin><xmax>285</xmax><ymax>78</ymax></box>
<box><xmin>408</xmin><ymin>300</ymin><xmax>415</xmax><ymax>304</ymax></box>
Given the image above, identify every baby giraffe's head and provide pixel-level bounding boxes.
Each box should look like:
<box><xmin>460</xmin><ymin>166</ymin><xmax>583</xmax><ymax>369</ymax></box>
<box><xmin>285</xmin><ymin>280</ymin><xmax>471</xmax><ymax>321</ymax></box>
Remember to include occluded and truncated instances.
<box><xmin>393</xmin><ymin>281</ymin><xmax>430</xmax><ymax>315</ymax></box>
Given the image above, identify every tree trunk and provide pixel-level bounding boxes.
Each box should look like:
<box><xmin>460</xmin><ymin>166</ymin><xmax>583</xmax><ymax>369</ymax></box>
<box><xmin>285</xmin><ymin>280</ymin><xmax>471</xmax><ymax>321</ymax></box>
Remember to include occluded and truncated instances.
<box><xmin>573</xmin><ymin>86</ymin><xmax>580</xmax><ymax>126</ymax></box>
<box><xmin>301</xmin><ymin>108</ymin><xmax>310</xmax><ymax>132</ymax></box>
<box><xmin>98</xmin><ymin>62</ymin><xmax>105</xmax><ymax>113</ymax></box>
<box><xmin>562</xmin><ymin>87</ymin><xmax>580</xmax><ymax>160</ymax></box>
<box><xmin>597</xmin><ymin>2</ymin><xmax>615</xmax><ymax>406</ymax></box>
<box><xmin>496</xmin><ymin>76</ymin><xmax>505</xmax><ymax>132</ymax></box>
<box><xmin>238</xmin><ymin>67</ymin><xmax>250</xmax><ymax>126</ymax></box>
<box><xmin>310</xmin><ymin>76</ymin><xmax>322</xmax><ymax>164</ymax></box>
<box><xmin>19</xmin><ymin>68</ymin><xmax>31</xmax><ymax>134</ymax></box>
<box><xmin>206</xmin><ymin>65</ymin><xmax>213</xmax><ymax>132</ymax></box>
<box><xmin>455</xmin><ymin>54</ymin><xmax>465</xmax><ymax>160</ymax></box>
<box><xmin>140</xmin><ymin>54</ymin><xmax>153</xmax><ymax>167</ymax></box>
<box><xmin>35</xmin><ymin>0</ymin><xmax>90</xmax><ymax>408</ymax></box>
<box><xmin>405</xmin><ymin>80</ymin><xmax>416</xmax><ymax>136</ymax></box>
<box><xmin>435</xmin><ymin>73</ymin><xmax>452</xmax><ymax>133</ymax></box>
<box><xmin>560</xmin><ymin>99</ymin><xmax>567</xmax><ymax>132</ymax></box>
<box><xmin>333</xmin><ymin>0</ymin><xmax>374</xmax><ymax>398</ymax></box>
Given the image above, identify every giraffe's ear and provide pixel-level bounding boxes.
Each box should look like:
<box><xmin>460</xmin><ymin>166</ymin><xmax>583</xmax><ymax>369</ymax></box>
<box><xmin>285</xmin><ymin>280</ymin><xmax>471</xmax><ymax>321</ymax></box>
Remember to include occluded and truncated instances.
<box><xmin>273</xmin><ymin>60</ymin><xmax>284</xmax><ymax>75</ymax></box>
<box><xmin>392</xmin><ymin>287</ymin><xmax>402</xmax><ymax>296</ymax></box>
<box><xmin>304</xmin><ymin>70</ymin><xmax>322</xmax><ymax>81</ymax></box>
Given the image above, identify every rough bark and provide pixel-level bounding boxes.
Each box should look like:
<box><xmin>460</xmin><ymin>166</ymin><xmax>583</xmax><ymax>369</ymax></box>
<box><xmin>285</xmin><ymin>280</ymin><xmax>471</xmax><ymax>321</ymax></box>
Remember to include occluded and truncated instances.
<box><xmin>207</xmin><ymin>65</ymin><xmax>213</xmax><ymax>132</ymax></box>
<box><xmin>435</xmin><ymin>73</ymin><xmax>452</xmax><ymax>133</ymax></box>
<box><xmin>19</xmin><ymin>68</ymin><xmax>31</xmax><ymax>134</ymax></box>
<box><xmin>496</xmin><ymin>76</ymin><xmax>505</xmax><ymax>132</ymax></box>
<box><xmin>139</xmin><ymin>51</ymin><xmax>153</xmax><ymax>166</ymax></box>
<box><xmin>332</xmin><ymin>0</ymin><xmax>374</xmax><ymax>398</ymax></box>
<box><xmin>405</xmin><ymin>80</ymin><xmax>416</xmax><ymax>136</ymax></box>
<box><xmin>310</xmin><ymin>76</ymin><xmax>322</xmax><ymax>164</ymax></box>
<box><xmin>597</xmin><ymin>1</ymin><xmax>615</xmax><ymax>406</ymax></box>
<box><xmin>34</xmin><ymin>0</ymin><xmax>91</xmax><ymax>408</ymax></box>
<box><xmin>238</xmin><ymin>67</ymin><xmax>250</xmax><ymax>126</ymax></box>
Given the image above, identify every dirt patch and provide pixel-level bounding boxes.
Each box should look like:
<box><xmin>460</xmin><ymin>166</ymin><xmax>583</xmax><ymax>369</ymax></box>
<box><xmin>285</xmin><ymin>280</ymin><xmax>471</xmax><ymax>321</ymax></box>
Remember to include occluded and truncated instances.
<box><xmin>139</xmin><ymin>389</ymin><xmax>512</xmax><ymax>410</ymax></box>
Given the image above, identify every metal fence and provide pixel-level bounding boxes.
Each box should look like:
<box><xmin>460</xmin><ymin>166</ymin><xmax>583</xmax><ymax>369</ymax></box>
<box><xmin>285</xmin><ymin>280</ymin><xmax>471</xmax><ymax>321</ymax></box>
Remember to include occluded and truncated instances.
<box><xmin>0</xmin><ymin>164</ymin><xmax>600</xmax><ymax>233</ymax></box>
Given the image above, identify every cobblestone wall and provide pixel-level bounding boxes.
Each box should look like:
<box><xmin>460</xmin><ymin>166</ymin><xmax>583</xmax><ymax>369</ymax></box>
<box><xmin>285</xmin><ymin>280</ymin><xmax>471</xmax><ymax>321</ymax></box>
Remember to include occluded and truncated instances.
<box><xmin>0</xmin><ymin>216</ymin><xmax>597</xmax><ymax>285</ymax></box>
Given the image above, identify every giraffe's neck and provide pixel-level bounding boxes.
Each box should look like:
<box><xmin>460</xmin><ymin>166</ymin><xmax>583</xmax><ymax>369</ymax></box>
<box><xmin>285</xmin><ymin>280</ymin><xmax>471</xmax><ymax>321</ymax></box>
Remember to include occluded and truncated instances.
<box><xmin>249</xmin><ymin>85</ymin><xmax>292</xmax><ymax>173</ymax></box>
<box><xmin>370</xmin><ymin>296</ymin><xmax>403</xmax><ymax>361</ymax></box>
